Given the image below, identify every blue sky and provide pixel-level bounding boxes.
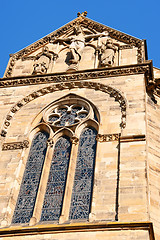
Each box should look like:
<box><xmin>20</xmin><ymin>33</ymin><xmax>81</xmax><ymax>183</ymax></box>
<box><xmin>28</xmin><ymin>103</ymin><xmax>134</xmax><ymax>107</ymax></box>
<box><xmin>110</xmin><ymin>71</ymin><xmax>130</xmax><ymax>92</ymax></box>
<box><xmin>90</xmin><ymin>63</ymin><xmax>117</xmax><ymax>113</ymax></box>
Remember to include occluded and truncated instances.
<box><xmin>0</xmin><ymin>0</ymin><xmax>160</xmax><ymax>77</ymax></box>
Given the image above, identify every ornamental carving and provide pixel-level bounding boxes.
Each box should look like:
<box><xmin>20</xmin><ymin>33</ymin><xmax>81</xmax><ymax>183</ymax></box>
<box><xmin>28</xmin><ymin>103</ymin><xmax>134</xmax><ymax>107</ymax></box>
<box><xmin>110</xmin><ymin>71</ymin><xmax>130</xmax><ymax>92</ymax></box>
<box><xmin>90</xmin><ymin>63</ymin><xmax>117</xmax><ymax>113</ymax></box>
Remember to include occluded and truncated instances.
<box><xmin>119</xmin><ymin>45</ymin><xmax>134</xmax><ymax>50</ymax></box>
<box><xmin>71</xmin><ymin>136</ymin><xmax>79</xmax><ymax>145</ymax></box>
<box><xmin>1</xmin><ymin>63</ymin><xmax>151</xmax><ymax>88</ymax></box>
<box><xmin>96</xmin><ymin>133</ymin><xmax>120</xmax><ymax>142</ymax></box>
<box><xmin>1</xmin><ymin>81</ymin><xmax>127</xmax><ymax>137</ymax></box>
<box><xmin>47</xmin><ymin>138</ymin><xmax>54</xmax><ymax>147</ymax></box>
<box><xmin>2</xmin><ymin>140</ymin><xmax>29</xmax><ymax>151</ymax></box>
<box><xmin>46</xmin><ymin>102</ymin><xmax>89</xmax><ymax>128</ymax></box>
<box><xmin>98</xmin><ymin>36</ymin><xmax>119</xmax><ymax>67</ymax></box>
<box><xmin>32</xmin><ymin>47</ymin><xmax>58</xmax><ymax>75</ymax></box>
<box><xmin>4</xmin><ymin>17</ymin><xmax>143</xmax><ymax>78</ymax></box>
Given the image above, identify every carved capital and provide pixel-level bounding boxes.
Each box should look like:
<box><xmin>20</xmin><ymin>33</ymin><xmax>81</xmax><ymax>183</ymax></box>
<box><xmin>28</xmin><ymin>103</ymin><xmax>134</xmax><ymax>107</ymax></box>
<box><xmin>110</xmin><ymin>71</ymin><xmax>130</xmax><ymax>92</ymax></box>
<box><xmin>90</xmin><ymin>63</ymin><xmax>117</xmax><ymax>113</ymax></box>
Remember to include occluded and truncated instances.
<box><xmin>96</xmin><ymin>133</ymin><xmax>120</xmax><ymax>142</ymax></box>
<box><xmin>71</xmin><ymin>136</ymin><xmax>79</xmax><ymax>145</ymax></box>
<box><xmin>47</xmin><ymin>139</ymin><xmax>54</xmax><ymax>147</ymax></box>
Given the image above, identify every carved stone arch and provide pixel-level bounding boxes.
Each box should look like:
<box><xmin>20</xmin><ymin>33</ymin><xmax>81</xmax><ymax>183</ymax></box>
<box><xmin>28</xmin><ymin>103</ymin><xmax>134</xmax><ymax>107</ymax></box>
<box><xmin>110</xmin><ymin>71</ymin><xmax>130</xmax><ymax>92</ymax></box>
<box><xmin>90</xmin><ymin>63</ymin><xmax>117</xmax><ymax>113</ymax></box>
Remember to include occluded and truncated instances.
<box><xmin>75</xmin><ymin>119</ymin><xmax>99</xmax><ymax>138</ymax></box>
<box><xmin>1</xmin><ymin>81</ymin><xmax>127</xmax><ymax>138</ymax></box>
<box><xmin>51</xmin><ymin>127</ymin><xmax>74</xmax><ymax>144</ymax></box>
<box><xmin>28</xmin><ymin>92</ymin><xmax>99</xmax><ymax>135</ymax></box>
<box><xmin>57</xmin><ymin>92</ymin><xmax>101</xmax><ymax>123</ymax></box>
<box><xmin>39</xmin><ymin>93</ymin><xmax>100</xmax><ymax>123</ymax></box>
<box><xmin>29</xmin><ymin>123</ymin><xmax>53</xmax><ymax>142</ymax></box>
<box><xmin>42</xmin><ymin>93</ymin><xmax>99</xmax><ymax>127</ymax></box>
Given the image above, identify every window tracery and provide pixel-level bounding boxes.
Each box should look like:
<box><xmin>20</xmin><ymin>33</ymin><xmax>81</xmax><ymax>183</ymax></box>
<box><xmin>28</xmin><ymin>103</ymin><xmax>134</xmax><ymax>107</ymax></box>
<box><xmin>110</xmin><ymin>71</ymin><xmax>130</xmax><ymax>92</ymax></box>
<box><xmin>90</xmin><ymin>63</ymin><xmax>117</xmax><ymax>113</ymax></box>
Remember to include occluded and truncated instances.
<box><xmin>48</xmin><ymin>104</ymin><xmax>89</xmax><ymax>127</ymax></box>
<box><xmin>12</xmin><ymin>95</ymin><xmax>99</xmax><ymax>225</ymax></box>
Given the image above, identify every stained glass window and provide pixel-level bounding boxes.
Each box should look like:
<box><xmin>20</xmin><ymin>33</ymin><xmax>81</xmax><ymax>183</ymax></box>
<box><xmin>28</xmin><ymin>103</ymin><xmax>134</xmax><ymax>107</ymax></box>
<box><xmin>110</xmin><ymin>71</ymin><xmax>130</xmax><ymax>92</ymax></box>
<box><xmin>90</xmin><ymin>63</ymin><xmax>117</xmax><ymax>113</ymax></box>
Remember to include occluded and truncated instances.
<box><xmin>40</xmin><ymin>136</ymin><xmax>71</xmax><ymax>222</ymax></box>
<box><xmin>69</xmin><ymin>127</ymin><xmax>97</xmax><ymax>220</ymax></box>
<box><xmin>12</xmin><ymin>131</ymin><xmax>49</xmax><ymax>224</ymax></box>
<box><xmin>48</xmin><ymin>104</ymin><xmax>89</xmax><ymax>127</ymax></box>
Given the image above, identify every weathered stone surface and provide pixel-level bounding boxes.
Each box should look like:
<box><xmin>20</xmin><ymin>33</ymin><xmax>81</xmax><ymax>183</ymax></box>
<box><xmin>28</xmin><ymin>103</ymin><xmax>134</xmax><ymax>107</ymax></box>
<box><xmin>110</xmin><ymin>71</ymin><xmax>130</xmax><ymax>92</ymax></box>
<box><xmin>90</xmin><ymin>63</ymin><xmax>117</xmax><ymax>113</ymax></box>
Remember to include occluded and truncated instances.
<box><xmin>0</xmin><ymin>13</ymin><xmax>158</xmax><ymax>240</ymax></box>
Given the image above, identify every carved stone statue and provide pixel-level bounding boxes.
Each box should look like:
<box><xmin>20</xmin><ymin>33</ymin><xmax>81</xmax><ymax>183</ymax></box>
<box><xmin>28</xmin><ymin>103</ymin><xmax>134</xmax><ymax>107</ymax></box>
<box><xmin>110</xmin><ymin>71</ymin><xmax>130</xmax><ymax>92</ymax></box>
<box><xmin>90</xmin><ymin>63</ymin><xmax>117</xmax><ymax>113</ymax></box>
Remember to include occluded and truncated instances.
<box><xmin>68</xmin><ymin>25</ymin><xmax>86</xmax><ymax>64</ymax></box>
<box><xmin>32</xmin><ymin>47</ymin><xmax>58</xmax><ymax>75</ymax></box>
<box><xmin>33</xmin><ymin>62</ymin><xmax>48</xmax><ymax>74</ymax></box>
<box><xmin>52</xmin><ymin>25</ymin><xmax>108</xmax><ymax>65</ymax></box>
<box><xmin>99</xmin><ymin>38</ymin><xmax>119</xmax><ymax>67</ymax></box>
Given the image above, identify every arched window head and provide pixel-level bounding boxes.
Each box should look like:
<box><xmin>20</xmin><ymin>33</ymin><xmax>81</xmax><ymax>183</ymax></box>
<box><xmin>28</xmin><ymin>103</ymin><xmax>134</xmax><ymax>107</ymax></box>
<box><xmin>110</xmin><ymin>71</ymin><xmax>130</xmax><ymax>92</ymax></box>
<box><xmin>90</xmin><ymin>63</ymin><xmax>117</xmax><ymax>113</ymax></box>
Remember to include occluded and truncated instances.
<box><xmin>69</xmin><ymin>127</ymin><xmax>97</xmax><ymax>220</ymax></box>
<box><xmin>12</xmin><ymin>94</ymin><xmax>99</xmax><ymax>225</ymax></box>
<box><xmin>42</xmin><ymin>95</ymin><xmax>100</xmax><ymax>132</ymax></box>
<box><xmin>48</xmin><ymin>104</ymin><xmax>89</xmax><ymax>127</ymax></box>
<box><xmin>12</xmin><ymin>131</ymin><xmax>49</xmax><ymax>224</ymax></box>
<box><xmin>41</xmin><ymin>136</ymin><xmax>71</xmax><ymax>222</ymax></box>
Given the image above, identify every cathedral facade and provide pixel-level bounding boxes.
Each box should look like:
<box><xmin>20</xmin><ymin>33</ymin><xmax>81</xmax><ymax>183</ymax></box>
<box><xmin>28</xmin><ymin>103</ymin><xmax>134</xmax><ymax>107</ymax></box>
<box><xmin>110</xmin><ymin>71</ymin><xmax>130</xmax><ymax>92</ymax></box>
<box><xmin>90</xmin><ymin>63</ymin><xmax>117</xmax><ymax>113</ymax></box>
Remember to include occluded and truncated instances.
<box><xmin>0</xmin><ymin>12</ymin><xmax>160</xmax><ymax>239</ymax></box>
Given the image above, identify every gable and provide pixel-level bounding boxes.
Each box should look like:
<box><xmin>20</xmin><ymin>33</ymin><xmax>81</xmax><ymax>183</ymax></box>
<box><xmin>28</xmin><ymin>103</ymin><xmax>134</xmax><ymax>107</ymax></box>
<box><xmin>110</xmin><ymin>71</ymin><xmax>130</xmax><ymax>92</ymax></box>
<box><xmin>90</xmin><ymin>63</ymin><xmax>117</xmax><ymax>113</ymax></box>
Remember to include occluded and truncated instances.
<box><xmin>4</xmin><ymin>15</ymin><xmax>146</xmax><ymax>78</ymax></box>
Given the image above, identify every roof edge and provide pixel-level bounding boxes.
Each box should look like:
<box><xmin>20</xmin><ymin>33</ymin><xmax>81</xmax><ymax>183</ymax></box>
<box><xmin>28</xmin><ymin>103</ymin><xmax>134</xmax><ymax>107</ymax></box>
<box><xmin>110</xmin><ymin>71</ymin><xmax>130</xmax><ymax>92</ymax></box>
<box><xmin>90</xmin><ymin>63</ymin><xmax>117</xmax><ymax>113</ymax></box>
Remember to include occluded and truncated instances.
<box><xmin>10</xmin><ymin>16</ymin><xmax>143</xmax><ymax>60</ymax></box>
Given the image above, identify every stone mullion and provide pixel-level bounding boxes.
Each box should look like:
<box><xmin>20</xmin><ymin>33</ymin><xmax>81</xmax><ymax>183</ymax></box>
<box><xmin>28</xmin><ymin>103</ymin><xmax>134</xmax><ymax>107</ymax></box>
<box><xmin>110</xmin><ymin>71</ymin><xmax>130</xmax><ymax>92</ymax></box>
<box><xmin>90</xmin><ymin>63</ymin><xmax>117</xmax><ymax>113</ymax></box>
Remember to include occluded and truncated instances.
<box><xmin>59</xmin><ymin>137</ymin><xmax>79</xmax><ymax>224</ymax></box>
<box><xmin>29</xmin><ymin>144</ymin><xmax>54</xmax><ymax>226</ymax></box>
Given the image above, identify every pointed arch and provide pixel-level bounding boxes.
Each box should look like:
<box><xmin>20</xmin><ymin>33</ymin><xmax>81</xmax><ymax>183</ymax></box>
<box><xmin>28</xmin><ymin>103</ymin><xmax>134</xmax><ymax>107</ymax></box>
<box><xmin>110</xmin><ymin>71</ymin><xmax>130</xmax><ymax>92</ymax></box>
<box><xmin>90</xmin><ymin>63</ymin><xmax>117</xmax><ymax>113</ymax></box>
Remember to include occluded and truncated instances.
<box><xmin>1</xmin><ymin>81</ymin><xmax>126</xmax><ymax>138</ymax></box>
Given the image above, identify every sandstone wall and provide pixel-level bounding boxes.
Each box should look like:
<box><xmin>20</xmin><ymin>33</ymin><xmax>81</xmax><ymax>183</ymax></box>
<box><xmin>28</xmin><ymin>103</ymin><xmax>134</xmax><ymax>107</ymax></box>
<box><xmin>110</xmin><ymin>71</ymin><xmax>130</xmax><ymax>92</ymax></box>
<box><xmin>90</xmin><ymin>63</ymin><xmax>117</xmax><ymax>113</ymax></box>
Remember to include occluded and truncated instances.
<box><xmin>0</xmin><ymin>73</ymin><xmax>151</xmax><ymax>238</ymax></box>
<box><xmin>146</xmin><ymin>94</ymin><xmax>160</xmax><ymax>239</ymax></box>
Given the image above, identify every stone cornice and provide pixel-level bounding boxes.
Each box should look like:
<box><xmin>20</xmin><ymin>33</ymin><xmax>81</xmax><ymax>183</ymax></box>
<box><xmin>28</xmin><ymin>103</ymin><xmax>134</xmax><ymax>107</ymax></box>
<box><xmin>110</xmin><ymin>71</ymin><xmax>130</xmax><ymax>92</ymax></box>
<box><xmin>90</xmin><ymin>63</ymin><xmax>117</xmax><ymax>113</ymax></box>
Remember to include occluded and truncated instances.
<box><xmin>0</xmin><ymin>222</ymin><xmax>155</xmax><ymax>239</ymax></box>
<box><xmin>120</xmin><ymin>134</ymin><xmax>146</xmax><ymax>142</ymax></box>
<box><xmin>96</xmin><ymin>134</ymin><xmax>146</xmax><ymax>143</ymax></box>
<box><xmin>0</xmin><ymin>62</ymin><xmax>153</xmax><ymax>89</ymax></box>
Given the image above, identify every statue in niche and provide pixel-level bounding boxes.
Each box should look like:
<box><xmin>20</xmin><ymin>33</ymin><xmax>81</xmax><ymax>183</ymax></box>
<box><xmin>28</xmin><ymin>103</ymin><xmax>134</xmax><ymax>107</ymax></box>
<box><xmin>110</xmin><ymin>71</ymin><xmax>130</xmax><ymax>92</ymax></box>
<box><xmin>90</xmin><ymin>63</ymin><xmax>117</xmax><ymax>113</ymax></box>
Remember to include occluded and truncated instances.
<box><xmin>32</xmin><ymin>46</ymin><xmax>58</xmax><ymax>75</ymax></box>
<box><xmin>52</xmin><ymin>25</ymin><xmax>108</xmax><ymax>65</ymax></box>
<box><xmin>98</xmin><ymin>36</ymin><xmax>119</xmax><ymax>67</ymax></box>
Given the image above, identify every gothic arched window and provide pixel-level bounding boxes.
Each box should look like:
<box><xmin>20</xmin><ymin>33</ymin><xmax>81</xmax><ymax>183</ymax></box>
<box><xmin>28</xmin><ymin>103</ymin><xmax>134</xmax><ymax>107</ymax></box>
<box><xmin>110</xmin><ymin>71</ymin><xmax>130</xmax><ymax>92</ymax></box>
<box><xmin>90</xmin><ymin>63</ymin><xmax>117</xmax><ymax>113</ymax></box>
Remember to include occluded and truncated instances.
<box><xmin>12</xmin><ymin>131</ymin><xmax>49</xmax><ymax>224</ymax></box>
<box><xmin>12</xmin><ymin>95</ymin><xmax>99</xmax><ymax>225</ymax></box>
<box><xmin>41</xmin><ymin>136</ymin><xmax>71</xmax><ymax>222</ymax></box>
<box><xmin>69</xmin><ymin>127</ymin><xmax>97</xmax><ymax>220</ymax></box>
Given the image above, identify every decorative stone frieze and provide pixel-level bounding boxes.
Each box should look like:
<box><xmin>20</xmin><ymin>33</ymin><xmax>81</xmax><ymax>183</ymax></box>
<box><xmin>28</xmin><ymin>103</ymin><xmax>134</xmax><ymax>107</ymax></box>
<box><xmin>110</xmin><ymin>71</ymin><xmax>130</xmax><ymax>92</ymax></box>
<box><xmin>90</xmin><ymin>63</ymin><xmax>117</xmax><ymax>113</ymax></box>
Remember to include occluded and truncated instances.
<box><xmin>1</xmin><ymin>63</ymin><xmax>152</xmax><ymax>88</ymax></box>
<box><xmin>119</xmin><ymin>45</ymin><xmax>134</xmax><ymax>50</ymax></box>
<box><xmin>0</xmin><ymin>81</ymin><xmax>127</xmax><ymax>137</ymax></box>
<box><xmin>96</xmin><ymin>133</ymin><xmax>120</xmax><ymax>142</ymax></box>
<box><xmin>2</xmin><ymin>140</ymin><xmax>29</xmax><ymax>151</ymax></box>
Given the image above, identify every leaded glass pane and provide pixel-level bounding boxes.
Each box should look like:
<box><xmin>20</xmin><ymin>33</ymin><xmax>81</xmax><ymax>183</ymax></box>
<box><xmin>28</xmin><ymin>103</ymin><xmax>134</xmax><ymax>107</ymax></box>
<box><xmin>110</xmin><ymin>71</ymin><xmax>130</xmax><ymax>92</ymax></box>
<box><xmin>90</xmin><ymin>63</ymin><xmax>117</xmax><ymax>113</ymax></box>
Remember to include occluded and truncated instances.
<box><xmin>47</xmin><ymin>104</ymin><xmax>89</xmax><ymax>127</ymax></box>
<box><xmin>40</xmin><ymin>136</ymin><xmax>71</xmax><ymax>222</ymax></box>
<box><xmin>12</xmin><ymin>131</ymin><xmax>49</xmax><ymax>224</ymax></box>
<box><xmin>69</xmin><ymin>127</ymin><xmax>97</xmax><ymax>220</ymax></box>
